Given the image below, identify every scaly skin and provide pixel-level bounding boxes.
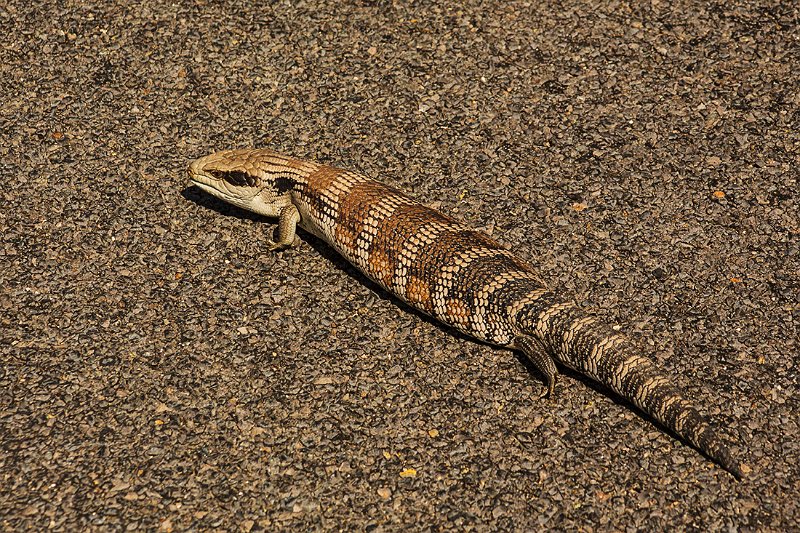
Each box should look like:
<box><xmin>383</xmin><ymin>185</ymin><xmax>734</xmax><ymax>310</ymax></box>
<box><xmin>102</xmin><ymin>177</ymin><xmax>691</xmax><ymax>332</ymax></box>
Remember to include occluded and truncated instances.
<box><xmin>188</xmin><ymin>148</ymin><xmax>745</xmax><ymax>478</ymax></box>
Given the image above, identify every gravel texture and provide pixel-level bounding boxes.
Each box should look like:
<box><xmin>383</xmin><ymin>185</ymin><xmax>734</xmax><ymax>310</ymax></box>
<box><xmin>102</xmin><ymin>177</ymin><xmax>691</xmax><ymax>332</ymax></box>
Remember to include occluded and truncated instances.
<box><xmin>1</xmin><ymin>0</ymin><xmax>798</xmax><ymax>530</ymax></box>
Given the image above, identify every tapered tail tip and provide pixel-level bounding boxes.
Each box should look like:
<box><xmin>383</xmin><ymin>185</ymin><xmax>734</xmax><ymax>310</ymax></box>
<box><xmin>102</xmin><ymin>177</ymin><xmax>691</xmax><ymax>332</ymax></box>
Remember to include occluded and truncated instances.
<box><xmin>725</xmin><ymin>457</ymin><xmax>750</xmax><ymax>480</ymax></box>
<box><xmin>712</xmin><ymin>444</ymin><xmax>748</xmax><ymax>480</ymax></box>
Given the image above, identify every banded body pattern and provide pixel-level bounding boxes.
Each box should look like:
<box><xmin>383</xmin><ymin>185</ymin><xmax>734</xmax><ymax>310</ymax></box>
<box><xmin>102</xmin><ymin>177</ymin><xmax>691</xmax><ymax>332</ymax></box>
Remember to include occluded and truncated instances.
<box><xmin>298</xmin><ymin>166</ymin><xmax>545</xmax><ymax>345</ymax></box>
<box><xmin>188</xmin><ymin>148</ymin><xmax>744</xmax><ymax>478</ymax></box>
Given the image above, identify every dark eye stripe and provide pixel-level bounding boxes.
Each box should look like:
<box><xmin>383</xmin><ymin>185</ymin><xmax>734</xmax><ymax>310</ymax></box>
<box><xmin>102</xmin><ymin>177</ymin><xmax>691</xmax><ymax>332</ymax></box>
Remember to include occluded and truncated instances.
<box><xmin>210</xmin><ymin>170</ymin><xmax>259</xmax><ymax>187</ymax></box>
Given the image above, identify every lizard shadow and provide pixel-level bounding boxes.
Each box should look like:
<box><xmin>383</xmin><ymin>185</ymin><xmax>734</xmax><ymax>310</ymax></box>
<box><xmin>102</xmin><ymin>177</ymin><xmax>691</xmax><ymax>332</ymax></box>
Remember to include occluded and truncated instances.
<box><xmin>183</xmin><ymin>185</ymin><xmax>612</xmax><ymax>398</ymax></box>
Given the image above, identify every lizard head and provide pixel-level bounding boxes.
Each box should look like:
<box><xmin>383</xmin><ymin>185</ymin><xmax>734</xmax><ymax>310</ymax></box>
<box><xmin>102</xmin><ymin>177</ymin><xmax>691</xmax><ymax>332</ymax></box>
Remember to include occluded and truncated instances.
<box><xmin>188</xmin><ymin>149</ymin><xmax>296</xmax><ymax>217</ymax></box>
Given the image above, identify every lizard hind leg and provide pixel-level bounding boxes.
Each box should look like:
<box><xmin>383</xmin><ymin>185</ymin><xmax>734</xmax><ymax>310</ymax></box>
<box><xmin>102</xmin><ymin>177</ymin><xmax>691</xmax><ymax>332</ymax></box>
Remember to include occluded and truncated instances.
<box><xmin>513</xmin><ymin>335</ymin><xmax>558</xmax><ymax>399</ymax></box>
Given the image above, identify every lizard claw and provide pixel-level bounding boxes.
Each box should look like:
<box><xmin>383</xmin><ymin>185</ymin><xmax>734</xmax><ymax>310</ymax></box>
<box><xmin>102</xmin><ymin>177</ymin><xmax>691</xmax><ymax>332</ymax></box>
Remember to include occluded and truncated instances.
<box><xmin>538</xmin><ymin>376</ymin><xmax>556</xmax><ymax>400</ymax></box>
<box><xmin>266</xmin><ymin>240</ymin><xmax>287</xmax><ymax>252</ymax></box>
<box><xmin>267</xmin><ymin>236</ymin><xmax>301</xmax><ymax>252</ymax></box>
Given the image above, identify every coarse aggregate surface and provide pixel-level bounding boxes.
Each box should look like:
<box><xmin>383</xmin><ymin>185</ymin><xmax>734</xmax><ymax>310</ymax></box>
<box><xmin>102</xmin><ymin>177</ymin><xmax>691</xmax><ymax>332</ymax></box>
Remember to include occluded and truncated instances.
<box><xmin>1</xmin><ymin>0</ymin><xmax>798</xmax><ymax>530</ymax></box>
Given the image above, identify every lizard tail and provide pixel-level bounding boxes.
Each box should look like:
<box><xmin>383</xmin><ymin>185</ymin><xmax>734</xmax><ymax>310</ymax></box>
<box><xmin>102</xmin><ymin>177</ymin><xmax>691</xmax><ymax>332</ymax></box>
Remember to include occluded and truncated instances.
<box><xmin>514</xmin><ymin>297</ymin><xmax>745</xmax><ymax>478</ymax></box>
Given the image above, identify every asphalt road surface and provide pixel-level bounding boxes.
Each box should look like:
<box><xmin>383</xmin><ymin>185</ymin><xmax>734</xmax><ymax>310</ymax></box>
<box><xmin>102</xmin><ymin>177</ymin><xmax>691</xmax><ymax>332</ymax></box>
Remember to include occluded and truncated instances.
<box><xmin>2</xmin><ymin>0</ymin><xmax>797</xmax><ymax>530</ymax></box>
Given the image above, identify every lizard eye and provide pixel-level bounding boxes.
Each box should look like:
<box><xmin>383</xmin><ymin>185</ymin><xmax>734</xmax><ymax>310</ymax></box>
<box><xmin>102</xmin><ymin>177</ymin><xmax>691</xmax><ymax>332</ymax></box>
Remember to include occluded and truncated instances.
<box><xmin>210</xmin><ymin>169</ymin><xmax>259</xmax><ymax>187</ymax></box>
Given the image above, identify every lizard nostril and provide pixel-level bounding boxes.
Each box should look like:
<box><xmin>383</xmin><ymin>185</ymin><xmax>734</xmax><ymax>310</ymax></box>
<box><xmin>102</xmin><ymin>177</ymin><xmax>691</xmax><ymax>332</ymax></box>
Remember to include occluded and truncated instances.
<box><xmin>187</xmin><ymin>159</ymin><xmax>203</xmax><ymax>178</ymax></box>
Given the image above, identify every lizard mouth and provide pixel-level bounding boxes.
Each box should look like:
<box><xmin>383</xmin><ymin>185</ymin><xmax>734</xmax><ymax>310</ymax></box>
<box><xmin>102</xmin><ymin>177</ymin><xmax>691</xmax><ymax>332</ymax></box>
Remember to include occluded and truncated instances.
<box><xmin>191</xmin><ymin>178</ymin><xmax>224</xmax><ymax>198</ymax></box>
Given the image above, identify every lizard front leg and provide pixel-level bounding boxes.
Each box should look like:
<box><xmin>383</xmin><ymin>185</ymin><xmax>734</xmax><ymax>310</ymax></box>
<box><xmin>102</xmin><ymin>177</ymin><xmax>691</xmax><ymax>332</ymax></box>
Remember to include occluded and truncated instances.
<box><xmin>268</xmin><ymin>204</ymin><xmax>302</xmax><ymax>251</ymax></box>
